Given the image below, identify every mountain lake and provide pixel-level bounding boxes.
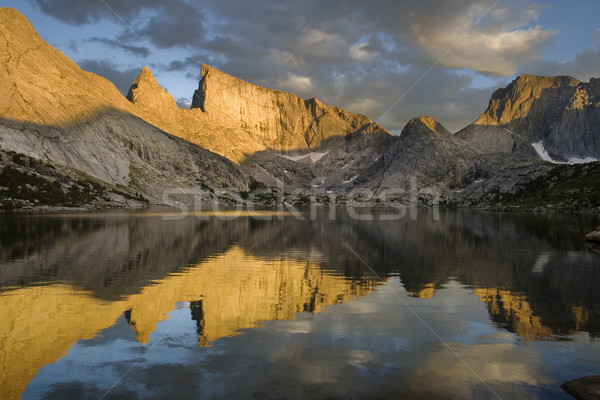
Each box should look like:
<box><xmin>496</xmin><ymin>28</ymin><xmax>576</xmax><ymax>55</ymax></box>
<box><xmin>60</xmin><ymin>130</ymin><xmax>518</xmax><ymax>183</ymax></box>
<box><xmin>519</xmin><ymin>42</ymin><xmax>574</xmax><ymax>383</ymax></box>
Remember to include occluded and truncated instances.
<box><xmin>1</xmin><ymin>207</ymin><xmax>599</xmax><ymax>399</ymax></box>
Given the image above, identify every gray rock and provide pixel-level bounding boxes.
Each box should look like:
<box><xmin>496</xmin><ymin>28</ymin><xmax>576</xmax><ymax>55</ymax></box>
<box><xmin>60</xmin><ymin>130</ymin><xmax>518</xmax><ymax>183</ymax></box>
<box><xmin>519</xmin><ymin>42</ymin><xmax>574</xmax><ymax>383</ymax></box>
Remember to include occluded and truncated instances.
<box><xmin>457</xmin><ymin>74</ymin><xmax>600</xmax><ymax>161</ymax></box>
<box><xmin>585</xmin><ymin>231</ymin><xmax>600</xmax><ymax>243</ymax></box>
<box><xmin>561</xmin><ymin>375</ymin><xmax>600</xmax><ymax>400</ymax></box>
<box><xmin>243</xmin><ymin>115</ymin><xmax>534</xmax><ymax>207</ymax></box>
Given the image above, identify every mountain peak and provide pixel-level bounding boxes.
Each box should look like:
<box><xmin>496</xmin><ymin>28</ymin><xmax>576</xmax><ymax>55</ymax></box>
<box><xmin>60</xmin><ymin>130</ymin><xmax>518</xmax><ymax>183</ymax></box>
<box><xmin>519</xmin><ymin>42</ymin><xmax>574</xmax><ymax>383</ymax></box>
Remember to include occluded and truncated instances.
<box><xmin>0</xmin><ymin>8</ymin><xmax>37</xmax><ymax>37</ymax></box>
<box><xmin>478</xmin><ymin>73</ymin><xmax>583</xmax><ymax>126</ymax></box>
<box><xmin>189</xmin><ymin>63</ymin><xmax>389</xmax><ymax>151</ymax></box>
<box><xmin>0</xmin><ymin>7</ymin><xmax>132</xmax><ymax>126</ymax></box>
<box><xmin>513</xmin><ymin>73</ymin><xmax>580</xmax><ymax>86</ymax></box>
<box><xmin>127</xmin><ymin>67</ymin><xmax>178</xmax><ymax>111</ymax></box>
<box><xmin>402</xmin><ymin>116</ymin><xmax>451</xmax><ymax>137</ymax></box>
<box><xmin>413</xmin><ymin>116</ymin><xmax>438</xmax><ymax>132</ymax></box>
<box><xmin>137</xmin><ymin>66</ymin><xmax>155</xmax><ymax>81</ymax></box>
<box><xmin>192</xmin><ymin>63</ymin><xmax>256</xmax><ymax>111</ymax></box>
<box><xmin>200</xmin><ymin>63</ymin><xmax>216</xmax><ymax>75</ymax></box>
<box><xmin>457</xmin><ymin>73</ymin><xmax>600</xmax><ymax>160</ymax></box>
<box><xmin>128</xmin><ymin>67</ymin><xmax>160</xmax><ymax>92</ymax></box>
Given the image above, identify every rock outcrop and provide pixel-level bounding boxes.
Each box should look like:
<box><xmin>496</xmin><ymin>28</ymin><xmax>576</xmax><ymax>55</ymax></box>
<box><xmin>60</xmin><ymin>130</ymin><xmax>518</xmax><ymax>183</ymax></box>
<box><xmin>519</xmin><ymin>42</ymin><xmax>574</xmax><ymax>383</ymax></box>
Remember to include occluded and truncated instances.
<box><xmin>379</xmin><ymin>116</ymin><xmax>482</xmax><ymax>190</ymax></box>
<box><xmin>457</xmin><ymin>74</ymin><xmax>600</xmax><ymax>161</ymax></box>
<box><xmin>192</xmin><ymin>64</ymin><xmax>388</xmax><ymax>151</ymax></box>
<box><xmin>126</xmin><ymin>66</ymin><xmax>267</xmax><ymax>163</ymax></box>
<box><xmin>125</xmin><ymin>63</ymin><xmax>389</xmax><ymax>163</ymax></box>
<box><xmin>348</xmin><ymin>116</ymin><xmax>485</xmax><ymax>201</ymax></box>
<box><xmin>126</xmin><ymin>66</ymin><xmax>181</xmax><ymax>128</ymax></box>
<box><xmin>242</xmin><ymin>115</ymin><xmax>531</xmax><ymax>205</ymax></box>
<box><xmin>561</xmin><ymin>375</ymin><xmax>600</xmax><ymax>400</ymax></box>
<box><xmin>585</xmin><ymin>227</ymin><xmax>600</xmax><ymax>243</ymax></box>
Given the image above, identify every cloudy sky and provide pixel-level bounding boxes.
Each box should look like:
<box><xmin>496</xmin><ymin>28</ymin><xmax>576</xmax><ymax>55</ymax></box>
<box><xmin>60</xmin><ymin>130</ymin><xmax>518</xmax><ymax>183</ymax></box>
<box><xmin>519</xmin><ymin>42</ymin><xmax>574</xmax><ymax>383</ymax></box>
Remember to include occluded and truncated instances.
<box><xmin>6</xmin><ymin>0</ymin><xmax>600</xmax><ymax>132</ymax></box>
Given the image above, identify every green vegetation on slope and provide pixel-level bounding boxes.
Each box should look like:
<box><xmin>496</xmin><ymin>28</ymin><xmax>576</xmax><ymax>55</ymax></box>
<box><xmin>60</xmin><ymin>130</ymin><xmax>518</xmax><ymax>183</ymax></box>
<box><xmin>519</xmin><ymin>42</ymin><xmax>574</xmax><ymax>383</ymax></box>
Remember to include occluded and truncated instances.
<box><xmin>488</xmin><ymin>162</ymin><xmax>600</xmax><ymax>211</ymax></box>
<box><xmin>0</xmin><ymin>150</ymin><xmax>148</xmax><ymax>211</ymax></box>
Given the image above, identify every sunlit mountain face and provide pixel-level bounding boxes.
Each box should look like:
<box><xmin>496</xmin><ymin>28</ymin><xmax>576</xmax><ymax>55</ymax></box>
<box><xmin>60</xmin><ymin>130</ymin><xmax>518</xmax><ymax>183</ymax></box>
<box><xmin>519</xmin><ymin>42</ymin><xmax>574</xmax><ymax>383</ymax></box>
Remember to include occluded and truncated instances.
<box><xmin>1</xmin><ymin>209</ymin><xmax>599</xmax><ymax>399</ymax></box>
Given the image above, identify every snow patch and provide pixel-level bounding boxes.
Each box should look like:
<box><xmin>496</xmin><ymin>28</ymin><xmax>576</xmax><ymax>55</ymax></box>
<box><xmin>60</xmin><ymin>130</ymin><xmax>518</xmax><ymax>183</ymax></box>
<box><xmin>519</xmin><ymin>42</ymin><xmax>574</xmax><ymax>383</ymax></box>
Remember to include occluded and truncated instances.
<box><xmin>567</xmin><ymin>156</ymin><xmax>599</xmax><ymax>164</ymax></box>
<box><xmin>279</xmin><ymin>151</ymin><xmax>329</xmax><ymax>162</ymax></box>
<box><xmin>532</xmin><ymin>141</ymin><xmax>554</xmax><ymax>162</ymax></box>
<box><xmin>532</xmin><ymin>141</ymin><xmax>598</xmax><ymax>164</ymax></box>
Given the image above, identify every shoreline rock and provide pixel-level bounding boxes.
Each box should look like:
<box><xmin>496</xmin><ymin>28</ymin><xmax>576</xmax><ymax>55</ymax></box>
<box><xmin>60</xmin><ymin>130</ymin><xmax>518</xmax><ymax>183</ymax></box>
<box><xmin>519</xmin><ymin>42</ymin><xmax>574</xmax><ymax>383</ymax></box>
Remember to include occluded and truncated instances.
<box><xmin>585</xmin><ymin>227</ymin><xmax>600</xmax><ymax>243</ymax></box>
<box><xmin>561</xmin><ymin>375</ymin><xmax>600</xmax><ymax>400</ymax></box>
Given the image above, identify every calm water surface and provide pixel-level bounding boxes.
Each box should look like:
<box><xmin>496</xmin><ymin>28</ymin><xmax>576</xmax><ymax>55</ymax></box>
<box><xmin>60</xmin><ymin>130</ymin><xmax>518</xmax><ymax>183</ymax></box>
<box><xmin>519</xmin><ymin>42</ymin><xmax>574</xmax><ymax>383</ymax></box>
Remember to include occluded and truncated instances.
<box><xmin>1</xmin><ymin>208</ymin><xmax>599</xmax><ymax>399</ymax></box>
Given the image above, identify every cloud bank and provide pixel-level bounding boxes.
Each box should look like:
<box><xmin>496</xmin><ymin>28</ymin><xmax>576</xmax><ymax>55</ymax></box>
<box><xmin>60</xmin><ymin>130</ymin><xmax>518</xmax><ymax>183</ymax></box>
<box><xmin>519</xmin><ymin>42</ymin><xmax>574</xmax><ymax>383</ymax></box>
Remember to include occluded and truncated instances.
<box><xmin>30</xmin><ymin>0</ymin><xmax>597</xmax><ymax>132</ymax></box>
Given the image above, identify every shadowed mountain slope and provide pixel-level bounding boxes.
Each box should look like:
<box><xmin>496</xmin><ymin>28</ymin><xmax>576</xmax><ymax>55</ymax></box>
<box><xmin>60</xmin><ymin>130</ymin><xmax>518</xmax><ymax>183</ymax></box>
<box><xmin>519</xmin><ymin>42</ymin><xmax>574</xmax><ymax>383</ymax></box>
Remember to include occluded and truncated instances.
<box><xmin>0</xmin><ymin>7</ymin><xmax>248</xmax><ymax>205</ymax></box>
<box><xmin>457</xmin><ymin>74</ymin><xmax>600</xmax><ymax>162</ymax></box>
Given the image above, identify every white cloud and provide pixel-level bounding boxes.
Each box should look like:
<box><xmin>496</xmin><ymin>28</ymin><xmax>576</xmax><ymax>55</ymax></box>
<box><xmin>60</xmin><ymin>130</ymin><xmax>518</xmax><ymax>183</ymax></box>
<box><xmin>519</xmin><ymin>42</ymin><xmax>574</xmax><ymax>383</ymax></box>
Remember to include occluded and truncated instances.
<box><xmin>270</xmin><ymin>50</ymin><xmax>304</xmax><ymax>68</ymax></box>
<box><xmin>350</xmin><ymin>42</ymin><xmax>375</xmax><ymax>62</ymax></box>
<box><xmin>294</xmin><ymin>29</ymin><xmax>354</xmax><ymax>64</ymax></box>
<box><xmin>345</xmin><ymin>98</ymin><xmax>382</xmax><ymax>117</ymax></box>
<box><xmin>410</xmin><ymin>5</ymin><xmax>556</xmax><ymax>76</ymax></box>
<box><xmin>276</xmin><ymin>73</ymin><xmax>314</xmax><ymax>94</ymax></box>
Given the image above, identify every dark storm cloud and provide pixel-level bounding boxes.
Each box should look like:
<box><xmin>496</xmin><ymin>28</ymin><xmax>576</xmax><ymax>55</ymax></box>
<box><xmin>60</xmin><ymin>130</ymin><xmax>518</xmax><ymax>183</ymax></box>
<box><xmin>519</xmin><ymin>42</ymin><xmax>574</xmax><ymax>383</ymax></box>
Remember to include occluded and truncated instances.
<box><xmin>87</xmin><ymin>37</ymin><xmax>150</xmax><ymax>57</ymax></box>
<box><xmin>34</xmin><ymin>0</ymin><xmax>162</xmax><ymax>26</ymax></box>
<box><xmin>129</xmin><ymin>5</ymin><xmax>204</xmax><ymax>49</ymax></box>
<box><xmin>574</xmin><ymin>47</ymin><xmax>600</xmax><ymax>79</ymax></box>
<box><xmin>78</xmin><ymin>59</ymin><xmax>139</xmax><ymax>96</ymax></box>
<box><xmin>33</xmin><ymin>0</ymin><xmax>556</xmax><ymax>131</ymax></box>
<box><xmin>34</xmin><ymin>0</ymin><xmax>205</xmax><ymax>48</ymax></box>
<box><xmin>168</xmin><ymin>60</ymin><xmax>187</xmax><ymax>72</ymax></box>
<box><xmin>175</xmin><ymin>97</ymin><xmax>192</xmax><ymax>109</ymax></box>
<box><xmin>165</xmin><ymin>54</ymin><xmax>216</xmax><ymax>75</ymax></box>
<box><xmin>202</xmin><ymin>36</ymin><xmax>265</xmax><ymax>60</ymax></box>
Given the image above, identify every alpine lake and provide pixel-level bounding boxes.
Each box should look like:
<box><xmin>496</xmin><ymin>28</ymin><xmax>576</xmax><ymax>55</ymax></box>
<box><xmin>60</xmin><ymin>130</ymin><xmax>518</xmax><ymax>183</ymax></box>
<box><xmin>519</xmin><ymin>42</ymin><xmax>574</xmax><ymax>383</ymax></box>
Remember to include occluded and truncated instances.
<box><xmin>1</xmin><ymin>207</ymin><xmax>599</xmax><ymax>399</ymax></box>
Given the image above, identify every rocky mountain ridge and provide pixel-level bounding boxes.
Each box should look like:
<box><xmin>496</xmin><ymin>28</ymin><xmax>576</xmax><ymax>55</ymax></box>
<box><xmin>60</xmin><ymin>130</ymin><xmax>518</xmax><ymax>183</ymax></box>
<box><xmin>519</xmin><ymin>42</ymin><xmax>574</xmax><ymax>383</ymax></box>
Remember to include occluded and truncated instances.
<box><xmin>1</xmin><ymin>7</ymin><xmax>599</xmax><ymax>211</ymax></box>
<box><xmin>457</xmin><ymin>74</ymin><xmax>600</xmax><ymax>162</ymax></box>
<box><xmin>126</xmin><ymin>66</ymin><xmax>266</xmax><ymax>163</ymax></box>
<box><xmin>192</xmin><ymin>63</ymin><xmax>388</xmax><ymax>151</ymax></box>
<box><xmin>0</xmin><ymin>7</ymin><xmax>248</xmax><ymax>209</ymax></box>
<box><xmin>126</xmin><ymin>63</ymin><xmax>389</xmax><ymax>163</ymax></box>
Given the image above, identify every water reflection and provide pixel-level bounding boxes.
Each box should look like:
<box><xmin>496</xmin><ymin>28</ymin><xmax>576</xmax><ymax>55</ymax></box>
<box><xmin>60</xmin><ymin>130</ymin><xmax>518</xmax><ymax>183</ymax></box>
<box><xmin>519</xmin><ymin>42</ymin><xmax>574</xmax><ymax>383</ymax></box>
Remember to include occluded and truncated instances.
<box><xmin>0</xmin><ymin>209</ymin><xmax>599</xmax><ymax>399</ymax></box>
<box><xmin>1</xmin><ymin>255</ymin><xmax>375</xmax><ymax>398</ymax></box>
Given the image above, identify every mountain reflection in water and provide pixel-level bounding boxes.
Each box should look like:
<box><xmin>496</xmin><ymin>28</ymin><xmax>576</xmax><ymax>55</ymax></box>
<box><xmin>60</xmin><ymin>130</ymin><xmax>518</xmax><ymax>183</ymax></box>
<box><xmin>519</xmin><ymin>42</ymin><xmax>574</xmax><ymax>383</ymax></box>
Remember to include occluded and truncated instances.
<box><xmin>0</xmin><ymin>208</ymin><xmax>599</xmax><ymax>399</ymax></box>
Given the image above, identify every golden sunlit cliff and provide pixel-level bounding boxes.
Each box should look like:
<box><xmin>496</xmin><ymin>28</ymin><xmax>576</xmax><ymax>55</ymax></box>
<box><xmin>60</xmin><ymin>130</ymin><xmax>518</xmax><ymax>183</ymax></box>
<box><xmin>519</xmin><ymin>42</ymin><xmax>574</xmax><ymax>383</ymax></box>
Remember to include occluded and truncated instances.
<box><xmin>0</xmin><ymin>7</ymin><xmax>249</xmax><ymax>203</ymax></box>
<box><xmin>126</xmin><ymin>63</ymin><xmax>389</xmax><ymax>163</ymax></box>
<box><xmin>0</xmin><ymin>8</ymin><xmax>128</xmax><ymax>126</ymax></box>
<box><xmin>0</xmin><ymin>2</ymin><xmax>387</xmax><ymax>167</ymax></box>
<box><xmin>126</xmin><ymin>66</ymin><xmax>267</xmax><ymax>163</ymax></box>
